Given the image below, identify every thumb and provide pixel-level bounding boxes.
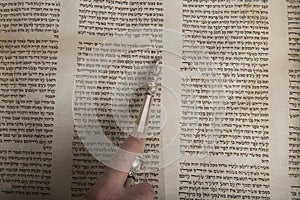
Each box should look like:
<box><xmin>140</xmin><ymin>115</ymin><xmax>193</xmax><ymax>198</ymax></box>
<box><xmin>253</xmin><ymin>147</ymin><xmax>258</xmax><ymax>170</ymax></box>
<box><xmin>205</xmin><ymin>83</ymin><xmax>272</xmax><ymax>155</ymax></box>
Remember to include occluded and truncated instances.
<box><xmin>124</xmin><ymin>183</ymin><xmax>155</xmax><ymax>200</ymax></box>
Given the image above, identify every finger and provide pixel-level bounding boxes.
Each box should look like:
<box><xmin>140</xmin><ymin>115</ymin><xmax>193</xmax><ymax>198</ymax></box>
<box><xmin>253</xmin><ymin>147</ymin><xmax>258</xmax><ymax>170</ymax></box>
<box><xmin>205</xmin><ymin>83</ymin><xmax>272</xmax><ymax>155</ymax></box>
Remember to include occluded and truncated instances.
<box><xmin>124</xmin><ymin>183</ymin><xmax>155</xmax><ymax>200</ymax></box>
<box><xmin>100</xmin><ymin>135</ymin><xmax>145</xmax><ymax>188</ymax></box>
<box><xmin>120</xmin><ymin>134</ymin><xmax>145</xmax><ymax>153</ymax></box>
<box><xmin>85</xmin><ymin>182</ymin><xmax>154</xmax><ymax>200</ymax></box>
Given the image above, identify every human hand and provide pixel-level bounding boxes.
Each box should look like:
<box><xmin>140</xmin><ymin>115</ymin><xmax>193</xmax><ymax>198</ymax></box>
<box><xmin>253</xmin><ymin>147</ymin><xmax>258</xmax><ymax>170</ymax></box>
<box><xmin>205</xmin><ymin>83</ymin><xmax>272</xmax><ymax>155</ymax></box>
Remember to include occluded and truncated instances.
<box><xmin>78</xmin><ymin>136</ymin><xmax>155</xmax><ymax>200</ymax></box>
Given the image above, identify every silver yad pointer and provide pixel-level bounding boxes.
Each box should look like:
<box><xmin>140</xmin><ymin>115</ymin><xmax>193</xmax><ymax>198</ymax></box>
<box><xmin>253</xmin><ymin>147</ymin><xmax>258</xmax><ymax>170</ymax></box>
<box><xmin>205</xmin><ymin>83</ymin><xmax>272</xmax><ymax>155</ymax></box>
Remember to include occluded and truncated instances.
<box><xmin>125</xmin><ymin>59</ymin><xmax>162</xmax><ymax>188</ymax></box>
